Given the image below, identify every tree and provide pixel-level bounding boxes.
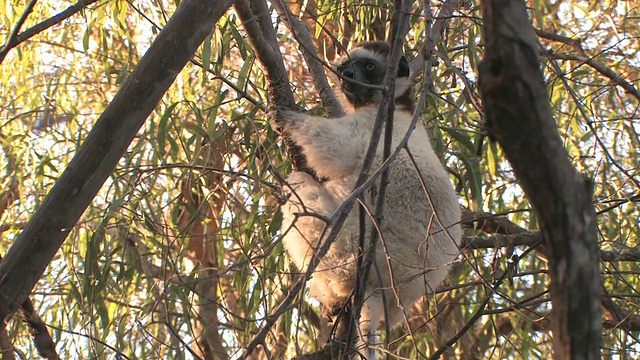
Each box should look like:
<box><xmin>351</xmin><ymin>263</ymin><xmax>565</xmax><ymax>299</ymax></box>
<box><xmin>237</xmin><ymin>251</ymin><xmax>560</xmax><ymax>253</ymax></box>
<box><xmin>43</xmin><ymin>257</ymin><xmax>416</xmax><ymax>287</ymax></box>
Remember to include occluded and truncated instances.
<box><xmin>0</xmin><ymin>0</ymin><xmax>638</xmax><ymax>358</ymax></box>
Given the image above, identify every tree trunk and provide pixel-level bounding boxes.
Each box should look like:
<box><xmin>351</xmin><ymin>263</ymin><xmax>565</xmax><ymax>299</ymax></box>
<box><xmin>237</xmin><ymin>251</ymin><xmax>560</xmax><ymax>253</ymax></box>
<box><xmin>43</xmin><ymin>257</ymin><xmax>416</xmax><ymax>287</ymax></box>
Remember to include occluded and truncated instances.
<box><xmin>478</xmin><ymin>0</ymin><xmax>601</xmax><ymax>358</ymax></box>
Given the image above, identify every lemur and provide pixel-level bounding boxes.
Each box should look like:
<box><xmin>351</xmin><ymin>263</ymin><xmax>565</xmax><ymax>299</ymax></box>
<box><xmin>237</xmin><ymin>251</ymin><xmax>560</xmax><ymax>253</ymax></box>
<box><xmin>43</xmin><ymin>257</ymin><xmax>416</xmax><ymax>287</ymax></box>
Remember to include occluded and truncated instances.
<box><xmin>272</xmin><ymin>41</ymin><xmax>462</xmax><ymax>358</ymax></box>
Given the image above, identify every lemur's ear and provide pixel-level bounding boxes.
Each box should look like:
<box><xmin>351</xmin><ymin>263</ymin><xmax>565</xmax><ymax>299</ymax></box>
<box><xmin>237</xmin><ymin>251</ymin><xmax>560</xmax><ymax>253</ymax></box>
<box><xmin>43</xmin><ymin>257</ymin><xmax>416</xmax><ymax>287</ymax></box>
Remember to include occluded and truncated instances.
<box><xmin>398</xmin><ymin>56</ymin><xmax>410</xmax><ymax>78</ymax></box>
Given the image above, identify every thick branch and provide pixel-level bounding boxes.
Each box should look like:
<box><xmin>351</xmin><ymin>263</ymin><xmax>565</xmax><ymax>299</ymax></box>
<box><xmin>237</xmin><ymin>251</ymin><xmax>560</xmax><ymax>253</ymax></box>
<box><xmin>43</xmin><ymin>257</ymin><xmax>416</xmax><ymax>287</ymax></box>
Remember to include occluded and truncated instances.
<box><xmin>0</xmin><ymin>0</ymin><xmax>234</xmax><ymax>323</ymax></box>
<box><xmin>478</xmin><ymin>0</ymin><xmax>601</xmax><ymax>359</ymax></box>
<box><xmin>234</xmin><ymin>0</ymin><xmax>316</xmax><ymax>177</ymax></box>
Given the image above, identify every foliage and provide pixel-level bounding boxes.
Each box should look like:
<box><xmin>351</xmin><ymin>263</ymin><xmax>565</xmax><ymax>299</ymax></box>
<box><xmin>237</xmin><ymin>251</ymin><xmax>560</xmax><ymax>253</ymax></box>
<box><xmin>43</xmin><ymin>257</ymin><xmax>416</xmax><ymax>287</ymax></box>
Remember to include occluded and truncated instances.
<box><xmin>0</xmin><ymin>0</ymin><xmax>638</xmax><ymax>359</ymax></box>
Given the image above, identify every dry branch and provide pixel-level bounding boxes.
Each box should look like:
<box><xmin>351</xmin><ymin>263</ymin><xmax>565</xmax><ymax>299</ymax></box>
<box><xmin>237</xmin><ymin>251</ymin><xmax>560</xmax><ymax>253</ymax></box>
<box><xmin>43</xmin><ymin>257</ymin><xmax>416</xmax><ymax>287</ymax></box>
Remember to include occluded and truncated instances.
<box><xmin>0</xmin><ymin>0</ymin><xmax>234</xmax><ymax>323</ymax></box>
<box><xmin>478</xmin><ymin>0</ymin><xmax>601</xmax><ymax>358</ymax></box>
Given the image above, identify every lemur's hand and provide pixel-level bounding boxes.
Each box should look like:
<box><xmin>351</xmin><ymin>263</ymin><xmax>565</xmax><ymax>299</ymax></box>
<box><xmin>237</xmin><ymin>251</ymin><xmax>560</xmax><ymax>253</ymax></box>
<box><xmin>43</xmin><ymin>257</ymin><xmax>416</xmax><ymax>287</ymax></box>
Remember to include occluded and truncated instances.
<box><xmin>268</xmin><ymin>106</ymin><xmax>305</xmax><ymax>133</ymax></box>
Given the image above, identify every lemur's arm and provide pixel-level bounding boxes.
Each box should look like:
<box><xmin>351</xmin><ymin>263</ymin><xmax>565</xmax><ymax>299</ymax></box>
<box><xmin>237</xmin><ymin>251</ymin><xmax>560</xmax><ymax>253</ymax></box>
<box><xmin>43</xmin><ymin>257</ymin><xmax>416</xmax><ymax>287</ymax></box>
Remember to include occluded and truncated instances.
<box><xmin>272</xmin><ymin>109</ymin><xmax>373</xmax><ymax>179</ymax></box>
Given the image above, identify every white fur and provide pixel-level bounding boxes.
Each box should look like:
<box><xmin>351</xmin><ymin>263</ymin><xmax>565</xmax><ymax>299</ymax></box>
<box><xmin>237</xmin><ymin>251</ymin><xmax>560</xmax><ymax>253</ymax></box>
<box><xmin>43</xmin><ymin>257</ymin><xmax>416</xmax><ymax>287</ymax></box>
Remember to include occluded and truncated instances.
<box><xmin>348</xmin><ymin>47</ymin><xmax>387</xmax><ymax>63</ymax></box>
<box><xmin>394</xmin><ymin>76</ymin><xmax>414</xmax><ymax>98</ymax></box>
<box><xmin>278</xmin><ymin>105</ymin><xmax>462</xmax><ymax>358</ymax></box>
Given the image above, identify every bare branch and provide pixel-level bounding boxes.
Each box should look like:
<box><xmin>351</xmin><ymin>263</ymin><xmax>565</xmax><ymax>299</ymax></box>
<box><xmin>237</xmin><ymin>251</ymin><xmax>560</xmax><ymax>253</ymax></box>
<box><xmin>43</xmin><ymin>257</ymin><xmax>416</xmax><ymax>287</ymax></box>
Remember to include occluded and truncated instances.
<box><xmin>542</xmin><ymin>46</ymin><xmax>640</xmax><ymax>191</ymax></box>
<box><xmin>601</xmin><ymin>293</ymin><xmax>640</xmax><ymax>332</ymax></box>
<box><xmin>463</xmin><ymin>230</ymin><xmax>638</xmax><ymax>262</ymax></box>
<box><xmin>234</xmin><ymin>0</ymin><xmax>295</xmax><ymax>108</ymax></box>
<box><xmin>461</xmin><ymin>210</ymin><xmax>527</xmax><ymax>235</ymax></box>
<box><xmin>428</xmin><ymin>254</ymin><xmax>517</xmax><ymax>360</ymax></box>
<box><xmin>534</xmin><ymin>28</ymin><xmax>581</xmax><ymax>48</ymax></box>
<box><xmin>17</xmin><ymin>0</ymin><xmax>99</xmax><ymax>43</ymax></box>
<box><xmin>462</xmin><ymin>232</ymin><xmax>541</xmax><ymax>250</ymax></box>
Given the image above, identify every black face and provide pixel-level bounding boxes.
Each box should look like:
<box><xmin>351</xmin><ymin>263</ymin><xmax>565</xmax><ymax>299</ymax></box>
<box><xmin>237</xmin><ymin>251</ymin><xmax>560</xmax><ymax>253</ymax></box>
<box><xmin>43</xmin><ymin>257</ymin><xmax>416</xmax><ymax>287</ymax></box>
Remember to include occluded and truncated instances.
<box><xmin>337</xmin><ymin>57</ymin><xmax>385</xmax><ymax>108</ymax></box>
<box><xmin>337</xmin><ymin>55</ymin><xmax>410</xmax><ymax>108</ymax></box>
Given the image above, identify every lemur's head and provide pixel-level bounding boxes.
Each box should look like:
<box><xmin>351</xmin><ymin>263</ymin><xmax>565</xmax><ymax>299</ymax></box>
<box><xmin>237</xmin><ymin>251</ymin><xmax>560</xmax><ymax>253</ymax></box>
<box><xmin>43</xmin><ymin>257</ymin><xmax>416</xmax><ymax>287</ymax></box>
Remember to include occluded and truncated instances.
<box><xmin>336</xmin><ymin>41</ymin><xmax>414</xmax><ymax>111</ymax></box>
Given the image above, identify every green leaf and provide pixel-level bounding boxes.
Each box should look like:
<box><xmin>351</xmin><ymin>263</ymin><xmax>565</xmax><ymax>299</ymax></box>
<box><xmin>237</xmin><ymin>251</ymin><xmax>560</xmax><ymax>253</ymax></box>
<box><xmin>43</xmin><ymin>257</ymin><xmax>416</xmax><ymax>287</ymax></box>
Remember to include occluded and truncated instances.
<box><xmin>453</xmin><ymin>151</ymin><xmax>483</xmax><ymax>210</ymax></box>
<box><xmin>157</xmin><ymin>102</ymin><xmax>180</xmax><ymax>158</ymax></box>
<box><xmin>201</xmin><ymin>30</ymin><xmax>213</xmax><ymax>84</ymax></box>
<box><xmin>441</xmin><ymin>126</ymin><xmax>475</xmax><ymax>153</ymax></box>
<box><xmin>487</xmin><ymin>140</ymin><xmax>499</xmax><ymax>178</ymax></box>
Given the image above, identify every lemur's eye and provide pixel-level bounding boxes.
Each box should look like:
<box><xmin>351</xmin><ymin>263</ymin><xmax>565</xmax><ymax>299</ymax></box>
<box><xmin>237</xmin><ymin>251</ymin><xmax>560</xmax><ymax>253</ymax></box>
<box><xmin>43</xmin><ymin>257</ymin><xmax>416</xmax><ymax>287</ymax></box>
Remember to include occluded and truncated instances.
<box><xmin>365</xmin><ymin>62</ymin><xmax>376</xmax><ymax>72</ymax></box>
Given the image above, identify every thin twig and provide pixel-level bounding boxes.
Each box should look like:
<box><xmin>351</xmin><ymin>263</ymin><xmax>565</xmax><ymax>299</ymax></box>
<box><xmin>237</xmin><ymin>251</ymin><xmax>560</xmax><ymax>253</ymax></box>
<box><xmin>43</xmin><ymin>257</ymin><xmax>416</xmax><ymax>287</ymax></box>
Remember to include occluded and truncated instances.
<box><xmin>0</xmin><ymin>0</ymin><xmax>101</xmax><ymax>64</ymax></box>
<box><xmin>549</xmin><ymin>52</ymin><xmax>640</xmax><ymax>102</ymax></box>
<box><xmin>409</xmin><ymin>0</ymin><xmax>467</xmax><ymax>77</ymax></box>
<box><xmin>542</xmin><ymin>49</ymin><xmax>640</xmax><ymax>190</ymax></box>
<box><xmin>427</xmin><ymin>257</ymin><xmax>516</xmax><ymax>360</ymax></box>
<box><xmin>0</xmin><ymin>0</ymin><xmax>38</xmax><ymax>64</ymax></box>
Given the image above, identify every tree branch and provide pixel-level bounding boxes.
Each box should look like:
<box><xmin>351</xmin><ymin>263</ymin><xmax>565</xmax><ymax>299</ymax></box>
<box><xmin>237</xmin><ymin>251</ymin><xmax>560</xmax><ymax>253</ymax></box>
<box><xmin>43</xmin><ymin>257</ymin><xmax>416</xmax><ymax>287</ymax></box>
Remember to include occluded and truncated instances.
<box><xmin>0</xmin><ymin>0</ymin><xmax>101</xmax><ymax>65</ymax></box>
<box><xmin>428</xmin><ymin>251</ymin><xmax>518</xmax><ymax>360</ymax></box>
<box><xmin>410</xmin><ymin>0</ymin><xmax>467</xmax><ymax>78</ymax></box>
<box><xmin>0</xmin><ymin>0</ymin><xmax>234</xmax><ymax>323</ymax></box>
<box><xmin>20</xmin><ymin>299</ymin><xmax>60</xmax><ymax>360</ymax></box>
<box><xmin>536</xmin><ymin>26</ymin><xmax>640</xmax><ymax>102</ymax></box>
<box><xmin>234</xmin><ymin>0</ymin><xmax>316</xmax><ymax>178</ymax></box>
<box><xmin>271</xmin><ymin>1</ymin><xmax>344</xmax><ymax>117</ymax></box>
<box><xmin>0</xmin><ymin>0</ymin><xmax>38</xmax><ymax>64</ymax></box>
<box><xmin>461</xmin><ymin>210</ymin><xmax>527</xmax><ymax>235</ymax></box>
<box><xmin>478</xmin><ymin>0</ymin><xmax>601</xmax><ymax>358</ymax></box>
<box><xmin>548</xmin><ymin>52</ymin><xmax>640</xmax><ymax>102</ymax></box>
